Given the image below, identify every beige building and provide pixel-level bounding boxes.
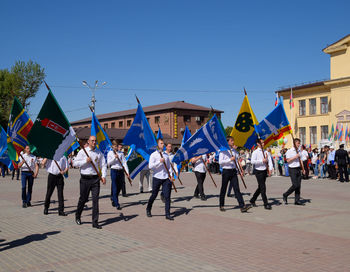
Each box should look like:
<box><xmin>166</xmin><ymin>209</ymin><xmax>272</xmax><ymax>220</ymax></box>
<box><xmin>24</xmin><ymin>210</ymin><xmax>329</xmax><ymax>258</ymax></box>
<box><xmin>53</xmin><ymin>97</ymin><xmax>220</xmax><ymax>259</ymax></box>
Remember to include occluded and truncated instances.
<box><xmin>277</xmin><ymin>34</ymin><xmax>350</xmax><ymax>148</ymax></box>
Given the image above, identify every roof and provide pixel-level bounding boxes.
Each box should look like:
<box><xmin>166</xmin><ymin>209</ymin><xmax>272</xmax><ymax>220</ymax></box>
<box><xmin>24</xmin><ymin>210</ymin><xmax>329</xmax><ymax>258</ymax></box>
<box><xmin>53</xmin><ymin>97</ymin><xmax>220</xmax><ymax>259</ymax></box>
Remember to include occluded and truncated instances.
<box><xmin>71</xmin><ymin>101</ymin><xmax>223</xmax><ymax>124</ymax></box>
<box><xmin>74</xmin><ymin>127</ymin><xmax>181</xmax><ymax>145</ymax></box>
<box><xmin>276</xmin><ymin>80</ymin><xmax>326</xmax><ymax>94</ymax></box>
<box><xmin>323</xmin><ymin>34</ymin><xmax>350</xmax><ymax>54</ymax></box>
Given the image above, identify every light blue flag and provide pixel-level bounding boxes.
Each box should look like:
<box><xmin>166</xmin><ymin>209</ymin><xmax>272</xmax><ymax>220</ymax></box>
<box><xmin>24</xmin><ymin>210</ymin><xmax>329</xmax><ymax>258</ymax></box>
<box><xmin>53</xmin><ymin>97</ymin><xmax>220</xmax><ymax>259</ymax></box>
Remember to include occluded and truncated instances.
<box><xmin>91</xmin><ymin>112</ymin><xmax>112</xmax><ymax>159</ymax></box>
<box><xmin>176</xmin><ymin>126</ymin><xmax>192</xmax><ymax>175</ymax></box>
<box><xmin>123</xmin><ymin>104</ymin><xmax>157</xmax><ymax>161</ymax></box>
<box><xmin>0</xmin><ymin>126</ymin><xmax>7</xmax><ymax>158</ymax></box>
<box><xmin>0</xmin><ymin>150</ymin><xmax>14</xmax><ymax>171</ymax></box>
<box><xmin>65</xmin><ymin>140</ymin><xmax>80</xmax><ymax>157</ymax></box>
<box><xmin>172</xmin><ymin>115</ymin><xmax>229</xmax><ymax>165</ymax></box>
<box><xmin>254</xmin><ymin>97</ymin><xmax>292</xmax><ymax>147</ymax></box>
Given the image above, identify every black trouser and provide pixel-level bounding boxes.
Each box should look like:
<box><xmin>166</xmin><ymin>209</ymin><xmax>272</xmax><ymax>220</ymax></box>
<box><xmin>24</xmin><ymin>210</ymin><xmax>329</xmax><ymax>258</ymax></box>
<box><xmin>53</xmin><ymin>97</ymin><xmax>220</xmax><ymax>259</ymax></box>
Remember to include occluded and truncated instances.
<box><xmin>338</xmin><ymin>165</ymin><xmax>349</xmax><ymax>182</ymax></box>
<box><xmin>110</xmin><ymin>169</ymin><xmax>124</xmax><ymax>206</ymax></box>
<box><xmin>328</xmin><ymin>164</ymin><xmax>336</xmax><ymax>179</ymax></box>
<box><xmin>147</xmin><ymin>177</ymin><xmax>172</xmax><ymax>216</ymax></box>
<box><xmin>76</xmin><ymin>175</ymin><xmax>100</xmax><ymax>224</ymax></box>
<box><xmin>250</xmin><ymin>169</ymin><xmax>268</xmax><ymax>206</ymax></box>
<box><xmin>110</xmin><ymin>170</ymin><xmax>126</xmax><ymax>198</ymax></box>
<box><xmin>12</xmin><ymin>169</ymin><xmax>20</xmax><ymax>180</ymax></box>
<box><xmin>284</xmin><ymin>167</ymin><xmax>301</xmax><ymax>202</ymax></box>
<box><xmin>45</xmin><ymin>173</ymin><xmax>64</xmax><ymax>212</ymax></box>
<box><xmin>302</xmin><ymin>161</ymin><xmax>309</xmax><ymax>179</ymax></box>
<box><xmin>194</xmin><ymin>171</ymin><xmax>206</xmax><ymax>197</ymax></box>
<box><xmin>220</xmin><ymin>169</ymin><xmax>244</xmax><ymax>208</ymax></box>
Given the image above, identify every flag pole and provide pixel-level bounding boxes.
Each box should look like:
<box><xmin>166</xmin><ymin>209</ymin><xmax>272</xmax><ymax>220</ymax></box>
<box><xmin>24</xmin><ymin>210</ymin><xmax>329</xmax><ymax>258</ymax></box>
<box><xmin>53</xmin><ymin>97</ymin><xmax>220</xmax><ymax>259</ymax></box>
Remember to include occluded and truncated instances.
<box><xmin>53</xmin><ymin>160</ymin><xmax>63</xmax><ymax>172</ymax></box>
<box><xmin>158</xmin><ymin>147</ymin><xmax>177</xmax><ymax>192</ymax></box>
<box><xmin>19</xmin><ymin>153</ymin><xmax>34</xmax><ymax>176</ymax></box>
<box><xmin>113</xmin><ymin>146</ymin><xmax>132</xmax><ymax>186</ymax></box>
<box><xmin>201</xmin><ymin>157</ymin><xmax>217</xmax><ymax>188</ymax></box>
<box><xmin>290</xmin><ymin>133</ymin><xmax>305</xmax><ymax>174</ymax></box>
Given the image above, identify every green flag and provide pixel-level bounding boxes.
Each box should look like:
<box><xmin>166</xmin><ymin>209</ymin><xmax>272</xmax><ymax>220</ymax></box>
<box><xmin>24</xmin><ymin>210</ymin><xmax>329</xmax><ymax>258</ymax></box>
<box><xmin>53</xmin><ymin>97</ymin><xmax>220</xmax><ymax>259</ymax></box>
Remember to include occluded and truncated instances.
<box><xmin>27</xmin><ymin>83</ymin><xmax>76</xmax><ymax>160</ymax></box>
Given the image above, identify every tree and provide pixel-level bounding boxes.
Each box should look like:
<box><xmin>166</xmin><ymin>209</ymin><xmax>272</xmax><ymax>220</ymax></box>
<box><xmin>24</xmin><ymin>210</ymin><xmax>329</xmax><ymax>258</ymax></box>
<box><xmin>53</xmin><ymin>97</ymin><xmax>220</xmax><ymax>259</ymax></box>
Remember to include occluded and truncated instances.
<box><xmin>225</xmin><ymin>126</ymin><xmax>233</xmax><ymax>136</ymax></box>
<box><xmin>0</xmin><ymin>60</ymin><xmax>45</xmax><ymax>128</ymax></box>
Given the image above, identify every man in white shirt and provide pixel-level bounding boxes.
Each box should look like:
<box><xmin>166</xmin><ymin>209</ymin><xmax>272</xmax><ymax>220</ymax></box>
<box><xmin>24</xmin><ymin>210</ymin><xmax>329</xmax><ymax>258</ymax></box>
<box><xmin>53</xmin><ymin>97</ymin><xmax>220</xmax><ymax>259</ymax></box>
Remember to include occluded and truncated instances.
<box><xmin>42</xmin><ymin>156</ymin><xmax>69</xmax><ymax>216</ymax></box>
<box><xmin>219</xmin><ymin>136</ymin><xmax>251</xmax><ymax>213</ymax></box>
<box><xmin>191</xmin><ymin>154</ymin><xmax>207</xmax><ymax>200</ymax></box>
<box><xmin>282</xmin><ymin>138</ymin><xmax>305</xmax><ymax>205</ymax></box>
<box><xmin>74</xmin><ymin>136</ymin><xmax>107</xmax><ymax>229</ymax></box>
<box><xmin>146</xmin><ymin>139</ymin><xmax>174</xmax><ymax>220</ymax></box>
<box><xmin>107</xmin><ymin>140</ymin><xmax>129</xmax><ymax>210</ymax></box>
<box><xmin>18</xmin><ymin>146</ymin><xmax>39</xmax><ymax>208</ymax></box>
<box><xmin>300</xmin><ymin>145</ymin><xmax>309</xmax><ymax>179</ymax></box>
<box><xmin>249</xmin><ymin>138</ymin><xmax>274</xmax><ymax>210</ymax></box>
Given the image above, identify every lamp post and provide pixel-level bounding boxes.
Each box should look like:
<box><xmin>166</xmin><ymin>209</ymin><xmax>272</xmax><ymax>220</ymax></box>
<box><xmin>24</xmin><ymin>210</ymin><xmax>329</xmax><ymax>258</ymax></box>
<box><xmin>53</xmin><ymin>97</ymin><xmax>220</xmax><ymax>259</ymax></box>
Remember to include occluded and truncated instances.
<box><xmin>82</xmin><ymin>80</ymin><xmax>107</xmax><ymax>112</ymax></box>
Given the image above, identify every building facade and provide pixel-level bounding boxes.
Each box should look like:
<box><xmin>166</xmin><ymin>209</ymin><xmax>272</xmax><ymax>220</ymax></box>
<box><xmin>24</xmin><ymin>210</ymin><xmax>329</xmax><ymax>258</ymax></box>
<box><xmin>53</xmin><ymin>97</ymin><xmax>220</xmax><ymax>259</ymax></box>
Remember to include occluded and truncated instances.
<box><xmin>71</xmin><ymin>101</ymin><xmax>223</xmax><ymax>143</ymax></box>
<box><xmin>277</xmin><ymin>34</ymin><xmax>350</xmax><ymax>148</ymax></box>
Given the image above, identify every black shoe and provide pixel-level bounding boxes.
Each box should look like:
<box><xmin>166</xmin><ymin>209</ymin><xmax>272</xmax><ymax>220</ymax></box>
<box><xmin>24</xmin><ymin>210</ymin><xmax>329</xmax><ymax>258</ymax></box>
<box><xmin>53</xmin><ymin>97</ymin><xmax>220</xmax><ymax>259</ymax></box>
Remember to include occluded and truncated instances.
<box><xmin>22</xmin><ymin>203</ymin><xmax>27</xmax><ymax>208</ymax></box>
<box><xmin>165</xmin><ymin>215</ymin><xmax>174</xmax><ymax>221</ymax></box>
<box><xmin>116</xmin><ymin>205</ymin><xmax>122</xmax><ymax>210</ymax></box>
<box><xmin>27</xmin><ymin>202</ymin><xmax>31</xmax><ymax>207</ymax></box>
<box><xmin>58</xmin><ymin>211</ymin><xmax>67</xmax><ymax>216</ymax></box>
<box><xmin>43</xmin><ymin>208</ymin><xmax>48</xmax><ymax>215</ymax></box>
<box><xmin>146</xmin><ymin>209</ymin><xmax>152</xmax><ymax>217</ymax></box>
<box><xmin>240</xmin><ymin>205</ymin><xmax>251</xmax><ymax>213</ymax></box>
<box><xmin>193</xmin><ymin>194</ymin><xmax>200</xmax><ymax>199</ymax></box>
<box><xmin>140</xmin><ymin>189</ymin><xmax>143</xmax><ymax>193</ymax></box>
<box><xmin>111</xmin><ymin>201</ymin><xmax>116</xmax><ymax>207</ymax></box>
<box><xmin>92</xmin><ymin>223</ymin><xmax>102</xmax><ymax>229</ymax></box>
<box><xmin>294</xmin><ymin>201</ymin><xmax>305</xmax><ymax>206</ymax></box>
<box><xmin>283</xmin><ymin>195</ymin><xmax>288</xmax><ymax>205</ymax></box>
<box><xmin>122</xmin><ymin>194</ymin><xmax>128</xmax><ymax>197</ymax></box>
<box><xmin>200</xmin><ymin>195</ymin><xmax>207</xmax><ymax>201</ymax></box>
<box><xmin>264</xmin><ymin>204</ymin><xmax>272</xmax><ymax>210</ymax></box>
<box><xmin>219</xmin><ymin>206</ymin><xmax>225</xmax><ymax>212</ymax></box>
<box><xmin>75</xmin><ymin>217</ymin><xmax>82</xmax><ymax>225</ymax></box>
<box><xmin>249</xmin><ymin>200</ymin><xmax>257</xmax><ymax>207</ymax></box>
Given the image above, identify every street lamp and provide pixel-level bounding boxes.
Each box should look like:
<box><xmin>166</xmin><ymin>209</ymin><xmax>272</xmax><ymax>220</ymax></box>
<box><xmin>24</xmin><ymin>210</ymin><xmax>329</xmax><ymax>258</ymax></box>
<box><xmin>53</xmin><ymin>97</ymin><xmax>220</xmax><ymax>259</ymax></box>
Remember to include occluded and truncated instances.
<box><xmin>82</xmin><ymin>80</ymin><xmax>107</xmax><ymax>112</ymax></box>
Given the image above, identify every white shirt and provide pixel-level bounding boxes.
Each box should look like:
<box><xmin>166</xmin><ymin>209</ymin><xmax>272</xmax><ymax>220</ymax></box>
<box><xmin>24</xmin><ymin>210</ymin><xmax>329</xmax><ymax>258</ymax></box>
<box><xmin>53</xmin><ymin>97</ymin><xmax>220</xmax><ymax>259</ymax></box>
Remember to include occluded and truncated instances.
<box><xmin>20</xmin><ymin>153</ymin><xmax>37</xmax><ymax>172</ymax></box>
<box><xmin>149</xmin><ymin>150</ymin><xmax>173</xmax><ymax>179</ymax></box>
<box><xmin>107</xmin><ymin>150</ymin><xmax>129</xmax><ymax>174</ymax></box>
<box><xmin>300</xmin><ymin>150</ymin><xmax>309</xmax><ymax>162</ymax></box>
<box><xmin>73</xmin><ymin>147</ymin><xmax>107</xmax><ymax>178</ymax></box>
<box><xmin>251</xmin><ymin>148</ymin><xmax>273</xmax><ymax>171</ymax></box>
<box><xmin>219</xmin><ymin>148</ymin><xmax>239</xmax><ymax>169</ymax></box>
<box><xmin>285</xmin><ymin>147</ymin><xmax>301</xmax><ymax>168</ymax></box>
<box><xmin>46</xmin><ymin>157</ymin><xmax>68</xmax><ymax>175</ymax></box>
<box><xmin>193</xmin><ymin>155</ymin><xmax>207</xmax><ymax>173</ymax></box>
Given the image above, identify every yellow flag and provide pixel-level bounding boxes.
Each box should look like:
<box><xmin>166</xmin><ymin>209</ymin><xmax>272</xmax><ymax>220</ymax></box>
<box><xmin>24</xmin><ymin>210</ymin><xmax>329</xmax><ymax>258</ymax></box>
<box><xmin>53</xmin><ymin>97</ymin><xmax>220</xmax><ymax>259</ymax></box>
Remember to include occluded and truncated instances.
<box><xmin>230</xmin><ymin>95</ymin><xmax>258</xmax><ymax>148</ymax></box>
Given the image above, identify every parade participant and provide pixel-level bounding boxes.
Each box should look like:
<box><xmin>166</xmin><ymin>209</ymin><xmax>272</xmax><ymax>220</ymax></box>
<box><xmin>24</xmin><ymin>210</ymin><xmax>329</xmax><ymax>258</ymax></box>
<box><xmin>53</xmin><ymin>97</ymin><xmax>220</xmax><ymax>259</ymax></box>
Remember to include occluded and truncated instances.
<box><xmin>107</xmin><ymin>140</ymin><xmax>129</xmax><ymax>210</ymax></box>
<box><xmin>139</xmin><ymin>165</ymin><xmax>152</xmax><ymax>193</ymax></box>
<box><xmin>327</xmin><ymin>146</ymin><xmax>336</xmax><ymax>179</ymax></box>
<box><xmin>18</xmin><ymin>145</ymin><xmax>39</xmax><ymax>208</ymax></box>
<box><xmin>42</xmin><ymin>156</ymin><xmax>69</xmax><ymax>216</ymax></box>
<box><xmin>301</xmin><ymin>145</ymin><xmax>309</xmax><ymax>179</ymax></box>
<box><xmin>191</xmin><ymin>154</ymin><xmax>207</xmax><ymax>200</ymax></box>
<box><xmin>282</xmin><ymin>138</ymin><xmax>305</xmax><ymax>205</ymax></box>
<box><xmin>218</xmin><ymin>136</ymin><xmax>251</xmax><ymax>213</ymax></box>
<box><xmin>74</xmin><ymin>136</ymin><xmax>107</xmax><ymax>229</ymax></box>
<box><xmin>249</xmin><ymin>138</ymin><xmax>274</xmax><ymax>210</ymax></box>
<box><xmin>146</xmin><ymin>138</ymin><xmax>174</xmax><ymax>220</ymax></box>
<box><xmin>335</xmin><ymin>144</ymin><xmax>349</xmax><ymax>182</ymax></box>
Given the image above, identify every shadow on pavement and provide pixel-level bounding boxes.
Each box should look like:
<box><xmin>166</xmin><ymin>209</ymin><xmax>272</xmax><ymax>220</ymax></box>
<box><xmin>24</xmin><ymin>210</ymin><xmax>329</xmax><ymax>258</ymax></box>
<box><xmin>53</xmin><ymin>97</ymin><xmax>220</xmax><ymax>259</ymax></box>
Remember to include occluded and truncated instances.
<box><xmin>171</xmin><ymin>206</ymin><xmax>193</xmax><ymax>217</ymax></box>
<box><xmin>100</xmin><ymin>213</ymin><xmax>138</xmax><ymax>226</ymax></box>
<box><xmin>0</xmin><ymin>231</ymin><xmax>60</xmax><ymax>252</ymax></box>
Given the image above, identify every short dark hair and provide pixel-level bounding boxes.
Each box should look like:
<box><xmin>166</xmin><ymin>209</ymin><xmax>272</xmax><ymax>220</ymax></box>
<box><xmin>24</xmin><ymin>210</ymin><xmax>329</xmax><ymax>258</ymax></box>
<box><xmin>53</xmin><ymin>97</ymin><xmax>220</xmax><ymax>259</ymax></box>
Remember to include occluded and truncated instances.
<box><xmin>293</xmin><ymin>138</ymin><xmax>301</xmax><ymax>144</ymax></box>
<box><xmin>256</xmin><ymin>138</ymin><xmax>263</xmax><ymax>144</ymax></box>
<box><xmin>112</xmin><ymin>140</ymin><xmax>118</xmax><ymax>146</ymax></box>
<box><xmin>226</xmin><ymin>136</ymin><xmax>234</xmax><ymax>141</ymax></box>
<box><xmin>157</xmin><ymin>138</ymin><xmax>164</xmax><ymax>143</ymax></box>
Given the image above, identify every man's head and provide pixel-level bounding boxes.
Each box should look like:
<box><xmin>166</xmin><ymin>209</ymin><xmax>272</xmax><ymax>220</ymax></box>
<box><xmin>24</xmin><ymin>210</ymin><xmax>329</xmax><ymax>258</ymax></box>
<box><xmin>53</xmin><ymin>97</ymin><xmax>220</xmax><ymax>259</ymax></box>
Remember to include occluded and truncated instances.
<box><xmin>227</xmin><ymin>136</ymin><xmax>234</xmax><ymax>147</ymax></box>
<box><xmin>157</xmin><ymin>138</ymin><xmax>164</xmax><ymax>150</ymax></box>
<box><xmin>256</xmin><ymin>138</ymin><xmax>264</xmax><ymax>149</ymax></box>
<box><xmin>340</xmin><ymin>144</ymin><xmax>344</xmax><ymax>149</ymax></box>
<box><xmin>88</xmin><ymin>136</ymin><xmax>97</xmax><ymax>149</ymax></box>
<box><xmin>293</xmin><ymin>138</ymin><xmax>301</xmax><ymax>149</ymax></box>
<box><xmin>166</xmin><ymin>143</ymin><xmax>172</xmax><ymax>153</ymax></box>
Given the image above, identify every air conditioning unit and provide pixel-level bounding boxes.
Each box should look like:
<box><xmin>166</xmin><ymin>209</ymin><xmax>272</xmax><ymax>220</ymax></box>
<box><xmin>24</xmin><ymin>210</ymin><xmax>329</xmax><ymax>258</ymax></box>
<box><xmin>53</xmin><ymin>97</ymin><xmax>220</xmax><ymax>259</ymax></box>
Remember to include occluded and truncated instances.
<box><xmin>195</xmin><ymin>116</ymin><xmax>201</xmax><ymax>121</ymax></box>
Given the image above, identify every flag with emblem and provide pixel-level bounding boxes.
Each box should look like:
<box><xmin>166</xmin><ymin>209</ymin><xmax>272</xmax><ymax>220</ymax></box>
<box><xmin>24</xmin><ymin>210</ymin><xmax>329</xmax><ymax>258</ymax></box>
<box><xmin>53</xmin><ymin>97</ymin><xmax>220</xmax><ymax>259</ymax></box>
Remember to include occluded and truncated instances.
<box><xmin>27</xmin><ymin>83</ymin><xmax>76</xmax><ymax>160</ymax></box>
<box><xmin>229</xmin><ymin>93</ymin><xmax>258</xmax><ymax>149</ymax></box>
<box><xmin>91</xmin><ymin>112</ymin><xmax>112</xmax><ymax>159</ymax></box>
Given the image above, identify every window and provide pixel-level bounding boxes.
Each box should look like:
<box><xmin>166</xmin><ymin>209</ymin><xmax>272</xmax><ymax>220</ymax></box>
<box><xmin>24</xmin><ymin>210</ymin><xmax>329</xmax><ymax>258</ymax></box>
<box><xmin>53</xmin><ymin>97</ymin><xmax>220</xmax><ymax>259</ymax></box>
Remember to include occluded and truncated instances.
<box><xmin>321</xmin><ymin>125</ymin><xmax>328</xmax><ymax>140</ymax></box>
<box><xmin>155</xmin><ymin>116</ymin><xmax>160</xmax><ymax>124</ymax></box>
<box><xmin>310</xmin><ymin>126</ymin><xmax>317</xmax><ymax>145</ymax></box>
<box><xmin>147</xmin><ymin>118</ymin><xmax>150</xmax><ymax>123</ymax></box>
<box><xmin>320</xmin><ymin>97</ymin><xmax>328</xmax><ymax>114</ymax></box>
<box><xmin>299</xmin><ymin>127</ymin><xmax>306</xmax><ymax>144</ymax></box>
<box><xmin>119</xmin><ymin>121</ymin><xmax>123</xmax><ymax>128</ymax></box>
<box><xmin>299</xmin><ymin>100</ymin><xmax>306</xmax><ymax>116</ymax></box>
<box><xmin>184</xmin><ymin>115</ymin><xmax>191</xmax><ymax>122</ymax></box>
<box><xmin>111</xmin><ymin>122</ymin><xmax>115</xmax><ymax>128</ymax></box>
<box><xmin>309</xmin><ymin>98</ymin><xmax>316</xmax><ymax>115</ymax></box>
<box><xmin>346</xmin><ymin>115</ymin><xmax>350</xmax><ymax>121</ymax></box>
<box><xmin>127</xmin><ymin>120</ymin><xmax>131</xmax><ymax>127</ymax></box>
<box><xmin>104</xmin><ymin>123</ymin><xmax>108</xmax><ymax>129</ymax></box>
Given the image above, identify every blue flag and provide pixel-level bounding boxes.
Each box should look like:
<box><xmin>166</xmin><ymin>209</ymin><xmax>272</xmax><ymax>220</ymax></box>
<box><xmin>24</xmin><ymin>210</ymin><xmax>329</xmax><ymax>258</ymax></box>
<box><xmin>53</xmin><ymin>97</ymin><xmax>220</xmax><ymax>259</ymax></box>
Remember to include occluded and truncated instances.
<box><xmin>176</xmin><ymin>126</ymin><xmax>192</xmax><ymax>174</ymax></box>
<box><xmin>0</xmin><ymin>126</ymin><xmax>7</xmax><ymax>158</ymax></box>
<box><xmin>172</xmin><ymin>115</ymin><xmax>229</xmax><ymax>165</ymax></box>
<box><xmin>126</xmin><ymin>144</ymin><xmax>136</xmax><ymax>161</ymax></box>
<box><xmin>123</xmin><ymin>104</ymin><xmax>157</xmax><ymax>161</ymax></box>
<box><xmin>156</xmin><ymin>127</ymin><xmax>163</xmax><ymax>140</ymax></box>
<box><xmin>65</xmin><ymin>140</ymin><xmax>80</xmax><ymax>157</ymax></box>
<box><xmin>91</xmin><ymin>112</ymin><xmax>112</xmax><ymax>158</ymax></box>
<box><xmin>254</xmin><ymin>97</ymin><xmax>292</xmax><ymax>147</ymax></box>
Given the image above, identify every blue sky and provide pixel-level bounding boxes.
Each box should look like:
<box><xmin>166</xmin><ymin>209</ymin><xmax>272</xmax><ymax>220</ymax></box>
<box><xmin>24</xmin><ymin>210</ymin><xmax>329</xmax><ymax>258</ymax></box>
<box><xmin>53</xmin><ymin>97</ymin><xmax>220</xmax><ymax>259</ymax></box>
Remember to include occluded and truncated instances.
<box><xmin>1</xmin><ymin>0</ymin><xmax>349</xmax><ymax>127</ymax></box>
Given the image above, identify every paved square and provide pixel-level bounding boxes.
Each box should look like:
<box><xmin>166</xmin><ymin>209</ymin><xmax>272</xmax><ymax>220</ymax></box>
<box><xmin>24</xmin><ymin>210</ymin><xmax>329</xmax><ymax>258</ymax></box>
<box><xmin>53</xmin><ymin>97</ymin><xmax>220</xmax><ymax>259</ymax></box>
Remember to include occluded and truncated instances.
<box><xmin>0</xmin><ymin>169</ymin><xmax>349</xmax><ymax>271</ymax></box>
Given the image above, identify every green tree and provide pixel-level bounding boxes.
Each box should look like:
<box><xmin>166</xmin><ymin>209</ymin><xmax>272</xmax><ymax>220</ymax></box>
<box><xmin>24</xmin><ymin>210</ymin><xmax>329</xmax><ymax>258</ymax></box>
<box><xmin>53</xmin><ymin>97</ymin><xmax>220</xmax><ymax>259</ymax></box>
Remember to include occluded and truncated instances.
<box><xmin>0</xmin><ymin>60</ymin><xmax>45</xmax><ymax>128</ymax></box>
<box><xmin>225</xmin><ymin>126</ymin><xmax>233</xmax><ymax>136</ymax></box>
